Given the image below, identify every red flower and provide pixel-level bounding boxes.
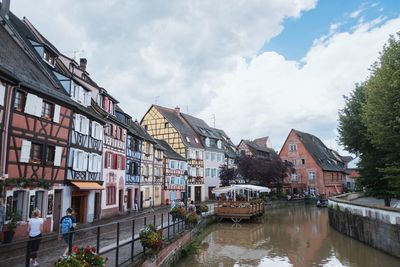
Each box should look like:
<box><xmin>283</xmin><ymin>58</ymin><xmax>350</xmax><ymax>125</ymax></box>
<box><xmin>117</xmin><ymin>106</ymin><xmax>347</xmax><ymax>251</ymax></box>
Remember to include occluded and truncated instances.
<box><xmin>72</xmin><ymin>245</ymin><xmax>79</xmax><ymax>254</ymax></box>
<box><xmin>84</xmin><ymin>246</ymin><xmax>91</xmax><ymax>254</ymax></box>
<box><xmin>105</xmin><ymin>256</ymin><xmax>109</xmax><ymax>261</ymax></box>
<box><xmin>91</xmin><ymin>247</ymin><xmax>96</xmax><ymax>253</ymax></box>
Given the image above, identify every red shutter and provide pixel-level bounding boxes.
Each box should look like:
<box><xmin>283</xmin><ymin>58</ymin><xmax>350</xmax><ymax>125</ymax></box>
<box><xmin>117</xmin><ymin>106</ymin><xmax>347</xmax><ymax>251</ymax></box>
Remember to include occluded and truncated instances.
<box><xmin>122</xmin><ymin>156</ymin><xmax>126</xmax><ymax>170</ymax></box>
<box><xmin>105</xmin><ymin>152</ymin><xmax>109</xmax><ymax>168</ymax></box>
<box><xmin>113</xmin><ymin>154</ymin><xmax>118</xmax><ymax>169</ymax></box>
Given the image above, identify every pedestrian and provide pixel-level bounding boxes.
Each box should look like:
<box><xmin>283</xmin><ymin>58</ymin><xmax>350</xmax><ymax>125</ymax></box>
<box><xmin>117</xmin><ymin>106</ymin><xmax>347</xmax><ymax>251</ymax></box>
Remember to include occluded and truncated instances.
<box><xmin>134</xmin><ymin>199</ymin><xmax>138</xmax><ymax>213</ymax></box>
<box><xmin>0</xmin><ymin>200</ymin><xmax>5</xmax><ymax>233</ymax></box>
<box><xmin>149</xmin><ymin>197</ymin><xmax>154</xmax><ymax>212</ymax></box>
<box><xmin>59</xmin><ymin>208</ymin><xmax>77</xmax><ymax>256</ymax></box>
<box><xmin>27</xmin><ymin>209</ymin><xmax>43</xmax><ymax>266</ymax></box>
<box><xmin>188</xmin><ymin>200</ymin><xmax>196</xmax><ymax>213</ymax></box>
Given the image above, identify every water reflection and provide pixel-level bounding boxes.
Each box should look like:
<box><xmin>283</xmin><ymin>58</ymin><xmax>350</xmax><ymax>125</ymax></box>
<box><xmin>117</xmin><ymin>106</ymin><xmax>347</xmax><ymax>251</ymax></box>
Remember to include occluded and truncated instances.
<box><xmin>176</xmin><ymin>206</ymin><xmax>400</xmax><ymax>267</ymax></box>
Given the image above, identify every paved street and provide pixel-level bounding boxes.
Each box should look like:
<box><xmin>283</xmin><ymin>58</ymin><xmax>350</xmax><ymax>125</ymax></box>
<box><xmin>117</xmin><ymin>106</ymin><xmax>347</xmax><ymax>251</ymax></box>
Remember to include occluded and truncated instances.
<box><xmin>0</xmin><ymin>206</ymin><xmax>173</xmax><ymax>267</ymax></box>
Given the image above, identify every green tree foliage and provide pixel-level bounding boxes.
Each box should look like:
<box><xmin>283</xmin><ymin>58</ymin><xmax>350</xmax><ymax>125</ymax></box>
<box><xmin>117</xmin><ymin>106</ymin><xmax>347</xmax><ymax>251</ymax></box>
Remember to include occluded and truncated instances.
<box><xmin>338</xmin><ymin>34</ymin><xmax>400</xmax><ymax>206</ymax></box>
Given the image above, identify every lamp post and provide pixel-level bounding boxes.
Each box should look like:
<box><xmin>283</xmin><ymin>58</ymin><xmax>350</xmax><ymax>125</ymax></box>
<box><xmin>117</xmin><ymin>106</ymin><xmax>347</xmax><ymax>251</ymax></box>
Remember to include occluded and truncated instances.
<box><xmin>183</xmin><ymin>170</ymin><xmax>188</xmax><ymax>213</ymax></box>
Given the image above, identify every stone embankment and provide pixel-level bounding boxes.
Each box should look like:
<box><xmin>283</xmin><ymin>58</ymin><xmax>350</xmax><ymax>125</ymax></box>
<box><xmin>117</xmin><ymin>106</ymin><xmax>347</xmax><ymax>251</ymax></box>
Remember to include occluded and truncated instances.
<box><xmin>328</xmin><ymin>194</ymin><xmax>400</xmax><ymax>258</ymax></box>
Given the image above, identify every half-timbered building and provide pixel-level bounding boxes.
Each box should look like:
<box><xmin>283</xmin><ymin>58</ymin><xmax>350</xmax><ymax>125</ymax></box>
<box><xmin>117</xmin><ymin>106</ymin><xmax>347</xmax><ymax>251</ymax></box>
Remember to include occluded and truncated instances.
<box><xmin>0</xmin><ymin>9</ymin><xmax>79</xmax><ymax>238</ymax></box>
<box><xmin>156</xmin><ymin>139</ymin><xmax>187</xmax><ymax>205</ymax></box>
<box><xmin>141</xmin><ymin>105</ymin><xmax>205</xmax><ymax>202</ymax></box>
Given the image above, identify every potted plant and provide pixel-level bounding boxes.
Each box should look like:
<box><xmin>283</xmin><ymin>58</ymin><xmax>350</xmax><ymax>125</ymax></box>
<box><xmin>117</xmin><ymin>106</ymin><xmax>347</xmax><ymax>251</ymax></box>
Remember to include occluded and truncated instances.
<box><xmin>3</xmin><ymin>211</ymin><xmax>21</xmax><ymax>243</ymax></box>
<box><xmin>187</xmin><ymin>212</ymin><xmax>198</xmax><ymax>227</ymax></box>
<box><xmin>199</xmin><ymin>203</ymin><xmax>209</xmax><ymax>213</ymax></box>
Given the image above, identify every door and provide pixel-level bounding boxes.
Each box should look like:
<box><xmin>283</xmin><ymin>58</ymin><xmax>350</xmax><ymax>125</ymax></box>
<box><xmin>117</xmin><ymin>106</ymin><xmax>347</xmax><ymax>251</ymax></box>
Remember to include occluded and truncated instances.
<box><xmin>208</xmin><ymin>187</ymin><xmax>215</xmax><ymax>200</ymax></box>
<box><xmin>127</xmin><ymin>189</ymin><xmax>132</xmax><ymax>210</ymax></box>
<box><xmin>71</xmin><ymin>195</ymin><xmax>87</xmax><ymax>223</ymax></box>
<box><xmin>94</xmin><ymin>192</ymin><xmax>101</xmax><ymax>220</ymax></box>
<box><xmin>53</xmin><ymin>190</ymin><xmax>62</xmax><ymax>231</ymax></box>
<box><xmin>194</xmin><ymin>186</ymin><xmax>201</xmax><ymax>203</ymax></box>
<box><xmin>140</xmin><ymin>191</ymin><xmax>143</xmax><ymax>209</ymax></box>
<box><xmin>119</xmin><ymin>190</ymin><xmax>124</xmax><ymax>213</ymax></box>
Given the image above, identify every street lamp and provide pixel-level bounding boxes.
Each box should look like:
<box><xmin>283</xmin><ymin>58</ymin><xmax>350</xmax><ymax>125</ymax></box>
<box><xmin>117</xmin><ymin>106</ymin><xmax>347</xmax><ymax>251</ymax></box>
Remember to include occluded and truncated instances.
<box><xmin>183</xmin><ymin>170</ymin><xmax>188</xmax><ymax>213</ymax></box>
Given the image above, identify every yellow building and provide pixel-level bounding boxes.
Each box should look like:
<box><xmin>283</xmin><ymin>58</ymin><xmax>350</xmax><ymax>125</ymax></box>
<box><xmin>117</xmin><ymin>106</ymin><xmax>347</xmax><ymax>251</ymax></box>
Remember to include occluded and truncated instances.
<box><xmin>141</xmin><ymin>105</ymin><xmax>205</xmax><ymax>202</ymax></box>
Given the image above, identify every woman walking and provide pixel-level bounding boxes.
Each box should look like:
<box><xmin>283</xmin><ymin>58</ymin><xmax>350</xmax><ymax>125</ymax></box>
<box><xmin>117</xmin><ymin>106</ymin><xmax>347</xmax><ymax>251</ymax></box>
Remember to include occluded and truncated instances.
<box><xmin>28</xmin><ymin>209</ymin><xmax>44</xmax><ymax>266</ymax></box>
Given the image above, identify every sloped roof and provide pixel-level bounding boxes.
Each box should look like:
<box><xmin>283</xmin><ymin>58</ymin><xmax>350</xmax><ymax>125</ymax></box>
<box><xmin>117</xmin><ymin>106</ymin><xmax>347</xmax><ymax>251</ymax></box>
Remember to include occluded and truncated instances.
<box><xmin>293</xmin><ymin>129</ymin><xmax>346</xmax><ymax>172</ymax></box>
<box><xmin>155</xmin><ymin>139</ymin><xmax>185</xmax><ymax>161</ymax></box>
<box><xmin>241</xmin><ymin>139</ymin><xmax>278</xmax><ymax>158</ymax></box>
<box><xmin>182</xmin><ymin>113</ymin><xmax>220</xmax><ymax>139</ymax></box>
<box><xmin>152</xmin><ymin>105</ymin><xmax>203</xmax><ymax>149</ymax></box>
<box><xmin>212</xmin><ymin>128</ymin><xmax>237</xmax><ymax>158</ymax></box>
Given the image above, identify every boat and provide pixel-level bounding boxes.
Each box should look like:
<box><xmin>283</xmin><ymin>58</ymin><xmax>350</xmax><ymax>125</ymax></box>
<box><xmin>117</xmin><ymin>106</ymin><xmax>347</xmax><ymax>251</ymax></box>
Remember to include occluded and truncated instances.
<box><xmin>212</xmin><ymin>184</ymin><xmax>271</xmax><ymax>223</ymax></box>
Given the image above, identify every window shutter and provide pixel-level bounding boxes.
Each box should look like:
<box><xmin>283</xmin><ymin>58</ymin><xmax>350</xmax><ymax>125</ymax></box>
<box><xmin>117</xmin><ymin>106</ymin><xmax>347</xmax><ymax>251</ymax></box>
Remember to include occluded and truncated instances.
<box><xmin>53</xmin><ymin>105</ymin><xmax>61</xmax><ymax>123</ymax></box>
<box><xmin>96</xmin><ymin>154</ymin><xmax>102</xmax><ymax>172</ymax></box>
<box><xmin>91</xmin><ymin>122</ymin><xmax>96</xmax><ymax>139</ymax></box>
<box><xmin>34</xmin><ymin>96</ymin><xmax>43</xmax><ymax>117</ymax></box>
<box><xmin>24</xmin><ymin>93</ymin><xmax>37</xmax><ymax>115</ymax></box>
<box><xmin>84</xmin><ymin>91</ymin><xmax>91</xmax><ymax>106</ymax></box>
<box><xmin>88</xmin><ymin>154</ymin><xmax>93</xmax><ymax>172</ymax></box>
<box><xmin>73</xmin><ymin>150</ymin><xmax>79</xmax><ymax>170</ymax></box>
<box><xmin>83</xmin><ymin>152</ymin><xmax>89</xmax><ymax>171</ymax></box>
<box><xmin>54</xmin><ymin>146</ymin><xmax>63</xmax><ymax>166</ymax></box>
<box><xmin>20</xmin><ymin>140</ymin><xmax>31</xmax><ymax>163</ymax></box>
<box><xmin>98</xmin><ymin>125</ymin><xmax>103</xmax><ymax>140</ymax></box>
<box><xmin>83</xmin><ymin>117</ymin><xmax>89</xmax><ymax>135</ymax></box>
<box><xmin>74</xmin><ymin>114</ymin><xmax>81</xmax><ymax>132</ymax></box>
<box><xmin>113</xmin><ymin>154</ymin><xmax>118</xmax><ymax>169</ymax></box>
<box><xmin>122</xmin><ymin>156</ymin><xmax>126</xmax><ymax>170</ymax></box>
<box><xmin>78</xmin><ymin>87</ymin><xmax>84</xmax><ymax>103</ymax></box>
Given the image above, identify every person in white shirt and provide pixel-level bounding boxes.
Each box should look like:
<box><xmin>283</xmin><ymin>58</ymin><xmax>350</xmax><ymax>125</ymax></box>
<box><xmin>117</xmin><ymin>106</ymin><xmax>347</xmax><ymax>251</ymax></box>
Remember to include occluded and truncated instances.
<box><xmin>27</xmin><ymin>209</ymin><xmax>44</xmax><ymax>266</ymax></box>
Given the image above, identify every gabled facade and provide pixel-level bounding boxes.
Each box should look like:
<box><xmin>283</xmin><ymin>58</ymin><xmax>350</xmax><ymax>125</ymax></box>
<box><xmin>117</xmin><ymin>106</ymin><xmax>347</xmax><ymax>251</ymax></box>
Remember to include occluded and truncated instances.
<box><xmin>141</xmin><ymin>105</ymin><xmax>205</xmax><ymax>202</ymax></box>
<box><xmin>0</xmin><ymin>11</ymin><xmax>75</xmax><ymax>238</ymax></box>
<box><xmin>213</xmin><ymin>128</ymin><xmax>238</xmax><ymax>169</ymax></box>
<box><xmin>279</xmin><ymin>129</ymin><xmax>346</xmax><ymax>196</ymax></box>
<box><xmin>156</xmin><ymin>139</ymin><xmax>187</xmax><ymax>205</ymax></box>
<box><xmin>238</xmin><ymin>138</ymin><xmax>277</xmax><ymax>159</ymax></box>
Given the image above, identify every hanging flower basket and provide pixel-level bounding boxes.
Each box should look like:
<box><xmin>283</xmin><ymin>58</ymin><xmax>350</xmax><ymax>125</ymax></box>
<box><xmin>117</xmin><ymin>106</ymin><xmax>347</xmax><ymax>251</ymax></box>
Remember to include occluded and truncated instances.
<box><xmin>199</xmin><ymin>203</ymin><xmax>209</xmax><ymax>212</ymax></box>
<box><xmin>187</xmin><ymin>212</ymin><xmax>198</xmax><ymax>227</ymax></box>
<box><xmin>139</xmin><ymin>224</ymin><xmax>164</xmax><ymax>251</ymax></box>
<box><xmin>55</xmin><ymin>245</ymin><xmax>108</xmax><ymax>267</ymax></box>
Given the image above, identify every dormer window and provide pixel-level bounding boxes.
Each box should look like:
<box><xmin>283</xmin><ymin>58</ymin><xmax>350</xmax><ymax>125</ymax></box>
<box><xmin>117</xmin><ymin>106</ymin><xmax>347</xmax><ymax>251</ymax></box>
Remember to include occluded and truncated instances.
<box><xmin>195</xmin><ymin>138</ymin><xmax>199</xmax><ymax>144</ymax></box>
<box><xmin>289</xmin><ymin>144</ymin><xmax>297</xmax><ymax>151</ymax></box>
<box><xmin>205</xmin><ymin>138</ymin><xmax>210</xmax><ymax>147</ymax></box>
<box><xmin>217</xmin><ymin>140</ymin><xmax>222</xmax><ymax>149</ymax></box>
<box><xmin>71</xmin><ymin>82</ymin><xmax>91</xmax><ymax>106</ymax></box>
<box><xmin>186</xmin><ymin>136</ymin><xmax>191</xmax><ymax>143</ymax></box>
<box><xmin>43</xmin><ymin>50</ymin><xmax>55</xmax><ymax>66</ymax></box>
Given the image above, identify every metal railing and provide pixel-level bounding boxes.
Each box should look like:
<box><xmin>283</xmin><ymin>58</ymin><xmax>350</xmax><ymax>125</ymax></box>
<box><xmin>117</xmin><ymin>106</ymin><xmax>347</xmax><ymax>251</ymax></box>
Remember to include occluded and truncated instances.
<box><xmin>0</xmin><ymin>212</ymin><xmax>188</xmax><ymax>267</ymax></box>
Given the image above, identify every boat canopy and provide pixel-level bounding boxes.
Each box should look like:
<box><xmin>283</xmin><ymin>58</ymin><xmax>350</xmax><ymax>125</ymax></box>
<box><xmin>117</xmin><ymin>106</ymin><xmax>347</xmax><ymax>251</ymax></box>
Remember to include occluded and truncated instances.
<box><xmin>212</xmin><ymin>184</ymin><xmax>271</xmax><ymax>201</ymax></box>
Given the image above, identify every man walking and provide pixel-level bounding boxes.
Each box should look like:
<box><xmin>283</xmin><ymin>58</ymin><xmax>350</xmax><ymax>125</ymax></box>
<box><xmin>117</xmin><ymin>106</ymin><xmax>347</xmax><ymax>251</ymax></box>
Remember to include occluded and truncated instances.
<box><xmin>59</xmin><ymin>208</ymin><xmax>76</xmax><ymax>256</ymax></box>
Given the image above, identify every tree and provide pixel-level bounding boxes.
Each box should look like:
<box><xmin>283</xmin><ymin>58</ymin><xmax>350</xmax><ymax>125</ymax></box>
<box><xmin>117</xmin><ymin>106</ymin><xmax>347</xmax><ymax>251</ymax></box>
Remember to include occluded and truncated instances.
<box><xmin>338</xmin><ymin>34</ymin><xmax>400</xmax><ymax>206</ymax></box>
<box><xmin>219</xmin><ymin>155</ymin><xmax>290</xmax><ymax>192</ymax></box>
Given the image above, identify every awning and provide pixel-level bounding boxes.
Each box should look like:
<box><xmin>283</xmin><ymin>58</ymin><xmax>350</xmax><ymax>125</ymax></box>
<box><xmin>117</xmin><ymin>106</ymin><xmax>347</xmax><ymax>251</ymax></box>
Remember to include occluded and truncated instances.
<box><xmin>71</xmin><ymin>181</ymin><xmax>104</xmax><ymax>190</ymax></box>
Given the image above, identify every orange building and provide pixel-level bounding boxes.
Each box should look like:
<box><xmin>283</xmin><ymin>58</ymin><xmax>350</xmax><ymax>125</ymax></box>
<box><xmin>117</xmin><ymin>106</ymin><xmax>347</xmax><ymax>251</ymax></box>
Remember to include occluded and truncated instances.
<box><xmin>279</xmin><ymin>129</ymin><xmax>346</xmax><ymax>196</ymax></box>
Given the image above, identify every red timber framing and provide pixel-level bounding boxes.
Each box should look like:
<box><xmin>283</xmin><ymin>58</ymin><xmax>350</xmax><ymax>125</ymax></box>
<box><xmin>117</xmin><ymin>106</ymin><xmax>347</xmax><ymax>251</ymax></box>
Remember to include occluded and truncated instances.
<box><xmin>6</xmin><ymin>87</ymin><xmax>71</xmax><ymax>182</ymax></box>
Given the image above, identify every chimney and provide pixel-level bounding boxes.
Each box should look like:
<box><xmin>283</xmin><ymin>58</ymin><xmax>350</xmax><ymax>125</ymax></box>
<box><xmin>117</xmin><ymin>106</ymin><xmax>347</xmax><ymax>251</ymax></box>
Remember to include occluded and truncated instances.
<box><xmin>80</xmin><ymin>58</ymin><xmax>87</xmax><ymax>72</ymax></box>
<box><xmin>174</xmin><ymin>106</ymin><xmax>180</xmax><ymax>114</ymax></box>
<box><xmin>0</xmin><ymin>0</ymin><xmax>11</xmax><ymax>19</ymax></box>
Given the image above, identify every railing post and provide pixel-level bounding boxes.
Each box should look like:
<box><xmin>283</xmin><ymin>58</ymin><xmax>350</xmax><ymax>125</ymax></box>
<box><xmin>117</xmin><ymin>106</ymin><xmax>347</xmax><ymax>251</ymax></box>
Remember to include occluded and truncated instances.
<box><xmin>153</xmin><ymin>213</ymin><xmax>156</xmax><ymax>226</ymax></box>
<box><xmin>173</xmin><ymin>216</ymin><xmax>176</xmax><ymax>236</ymax></box>
<box><xmin>25</xmin><ymin>239</ymin><xmax>31</xmax><ymax>267</ymax></box>
<box><xmin>161</xmin><ymin>213</ymin><xmax>164</xmax><ymax>233</ymax></box>
<box><xmin>167</xmin><ymin>213</ymin><xmax>170</xmax><ymax>240</ymax></box>
<box><xmin>96</xmin><ymin>226</ymin><xmax>100</xmax><ymax>254</ymax></box>
<box><xmin>131</xmin><ymin>219</ymin><xmax>135</xmax><ymax>262</ymax></box>
<box><xmin>116</xmin><ymin>222</ymin><xmax>120</xmax><ymax>267</ymax></box>
<box><xmin>143</xmin><ymin>216</ymin><xmax>146</xmax><ymax>255</ymax></box>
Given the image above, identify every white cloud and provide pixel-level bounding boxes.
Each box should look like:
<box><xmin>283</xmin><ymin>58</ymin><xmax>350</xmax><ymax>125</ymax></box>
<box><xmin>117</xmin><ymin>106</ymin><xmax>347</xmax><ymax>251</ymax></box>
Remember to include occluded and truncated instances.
<box><xmin>8</xmin><ymin>1</ymin><xmax>400</xmax><ymax>153</ymax></box>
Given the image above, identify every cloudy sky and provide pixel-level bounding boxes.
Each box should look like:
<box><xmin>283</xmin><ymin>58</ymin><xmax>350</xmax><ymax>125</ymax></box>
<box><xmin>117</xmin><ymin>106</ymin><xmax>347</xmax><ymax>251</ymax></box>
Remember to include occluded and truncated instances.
<box><xmin>10</xmin><ymin>0</ymin><xmax>400</xmax><ymax>153</ymax></box>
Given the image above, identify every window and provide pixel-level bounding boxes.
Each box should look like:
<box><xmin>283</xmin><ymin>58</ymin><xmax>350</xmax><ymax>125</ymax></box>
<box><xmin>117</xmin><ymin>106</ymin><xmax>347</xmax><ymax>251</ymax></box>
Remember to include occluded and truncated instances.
<box><xmin>195</xmin><ymin>138</ymin><xmax>199</xmax><ymax>144</ymax></box>
<box><xmin>217</xmin><ymin>153</ymin><xmax>222</xmax><ymax>162</ymax></box>
<box><xmin>73</xmin><ymin>149</ymin><xmax>88</xmax><ymax>171</ymax></box>
<box><xmin>0</xmin><ymin>81</ymin><xmax>5</xmax><ymax>106</ymax></box>
<box><xmin>31</xmin><ymin>143</ymin><xmax>43</xmax><ymax>164</ymax></box>
<box><xmin>170</xmin><ymin>160</ymin><xmax>175</xmax><ymax>169</ymax></box>
<box><xmin>211</xmin><ymin>168</ymin><xmax>216</xmax><ymax>178</ymax></box>
<box><xmin>301</xmin><ymin>159</ymin><xmax>305</xmax><ymax>165</ymax></box>
<box><xmin>211</xmin><ymin>153</ymin><xmax>216</xmax><ymax>161</ymax></box>
<box><xmin>205</xmin><ymin>152</ymin><xmax>210</xmax><ymax>160</ymax></box>
<box><xmin>105</xmin><ymin>152</ymin><xmax>113</xmax><ymax>169</ymax></box>
<box><xmin>205</xmin><ymin>168</ymin><xmax>210</xmax><ymax>177</ymax></box>
<box><xmin>144</xmin><ymin>125</ymin><xmax>148</xmax><ymax>130</ymax></box>
<box><xmin>196</xmin><ymin>168</ymin><xmax>200</xmax><ymax>177</ymax></box>
<box><xmin>164</xmin><ymin>122</ymin><xmax>169</xmax><ymax>128</ymax></box>
<box><xmin>291</xmin><ymin>173</ymin><xmax>299</xmax><ymax>181</ymax></box>
<box><xmin>289</xmin><ymin>144</ymin><xmax>297</xmax><ymax>151</ymax></box>
<box><xmin>308</xmin><ymin>171</ymin><xmax>316</xmax><ymax>182</ymax></box>
<box><xmin>41</xmin><ymin>101</ymin><xmax>55</xmax><ymax>120</ymax></box>
<box><xmin>217</xmin><ymin>140</ymin><xmax>222</xmax><ymax>149</ymax></box>
<box><xmin>91</xmin><ymin>121</ymin><xmax>103</xmax><ymax>140</ymax></box>
<box><xmin>43</xmin><ymin>50</ymin><xmax>55</xmax><ymax>65</ymax></box>
<box><xmin>186</xmin><ymin>136</ymin><xmax>190</xmax><ymax>143</ymax></box>
<box><xmin>195</xmin><ymin>151</ymin><xmax>201</xmax><ymax>159</ymax></box>
<box><xmin>74</xmin><ymin>114</ymin><xmax>90</xmax><ymax>135</ymax></box>
<box><xmin>71</xmin><ymin>83</ymin><xmax>91</xmax><ymax>106</ymax></box>
<box><xmin>205</xmin><ymin>138</ymin><xmax>210</xmax><ymax>147</ymax></box>
<box><xmin>117</xmin><ymin>155</ymin><xmax>122</xmax><ymax>170</ymax></box>
<box><xmin>14</xmin><ymin>90</ymin><xmax>27</xmax><ymax>111</ymax></box>
<box><xmin>46</xmin><ymin>145</ymin><xmax>55</xmax><ymax>164</ymax></box>
<box><xmin>88</xmin><ymin>154</ymin><xmax>102</xmax><ymax>172</ymax></box>
<box><xmin>30</xmin><ymin>191</ymin><xmax>45</xmax><ymax>218</ymax></box>
<box><xmin>12</xmin><ymin>191</ymin><xmax>26</xmax><ymax>220</ymax></box>
<box><xmin>106</xmin><ymin>185</ymin><xmax>116</xmax><ymax>205</ymax></box>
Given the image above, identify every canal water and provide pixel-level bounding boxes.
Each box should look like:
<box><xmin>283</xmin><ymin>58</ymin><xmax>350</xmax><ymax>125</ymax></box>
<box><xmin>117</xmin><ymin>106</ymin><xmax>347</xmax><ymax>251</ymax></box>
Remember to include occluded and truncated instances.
<box><xmin>176</xmin><ymin>205</ymin><xmax>400</xmax><ymax>267</ymax></box>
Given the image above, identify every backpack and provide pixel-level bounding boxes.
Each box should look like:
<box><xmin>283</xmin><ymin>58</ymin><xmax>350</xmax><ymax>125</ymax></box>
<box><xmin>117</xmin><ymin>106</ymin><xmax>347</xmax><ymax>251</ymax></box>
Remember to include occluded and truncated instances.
<box><xmin>61</xmin><ymin>216</ymin><xmax>73</xmax><ymax>235</ymax></box>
